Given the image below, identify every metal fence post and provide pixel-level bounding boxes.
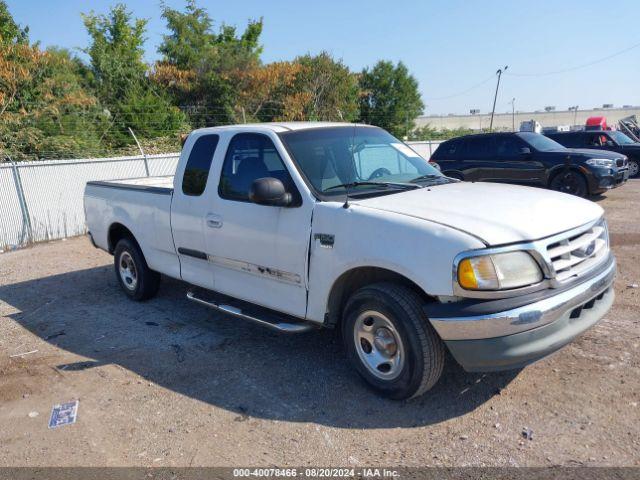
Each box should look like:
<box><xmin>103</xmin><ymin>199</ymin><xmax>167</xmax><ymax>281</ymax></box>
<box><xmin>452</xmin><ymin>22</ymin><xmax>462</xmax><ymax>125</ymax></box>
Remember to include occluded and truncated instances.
<box><xmin>128</xmin><ymin>127</ymin><xmax>150</xmax><ymax>177</ymax></box>
<box><xmin>7</xmin><ymin>156</ymin><xmax>33</xmax><ymax>245</ymax></box>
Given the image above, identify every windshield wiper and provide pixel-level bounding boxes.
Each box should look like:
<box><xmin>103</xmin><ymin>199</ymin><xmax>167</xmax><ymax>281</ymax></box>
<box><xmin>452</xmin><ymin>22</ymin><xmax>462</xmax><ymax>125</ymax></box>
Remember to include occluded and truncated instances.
<box><xmin>411</xmin><ymin>174</ymin><xmax>445</xmax><ymax>182</ymax></box>
<box><xmin>324</xmin><ymin>181</ymin><xmax>421</xmax><ymax>209</ymax></box>
<box><xmin>324</xmin><ymin>181</ymin><xmax>421</xmax><ymax>192</ymax></box>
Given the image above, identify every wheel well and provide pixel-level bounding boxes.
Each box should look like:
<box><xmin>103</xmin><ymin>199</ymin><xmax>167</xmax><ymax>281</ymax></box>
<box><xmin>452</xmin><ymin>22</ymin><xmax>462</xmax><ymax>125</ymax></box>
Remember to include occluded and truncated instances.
<box><xmin>107</xmin><ymin>223</ymin><xmax>137</xmax><ymax>254</ymax></box>
<box><xmin>324</xmin><ymin>267</ymin><xmax>434</xmax><ymax>328</ymax></box>
<box><xmin>548</xmin><ymin>166</ymin><xmax>587</xmax><ymax>186</ymax></box>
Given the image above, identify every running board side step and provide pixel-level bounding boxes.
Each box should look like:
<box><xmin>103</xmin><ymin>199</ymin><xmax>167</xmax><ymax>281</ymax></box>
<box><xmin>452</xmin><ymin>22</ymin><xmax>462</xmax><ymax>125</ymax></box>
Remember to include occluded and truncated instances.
<box><xmin>186</xmin><ymin>290</ymin><xmax>316</xmax><ymax>333</ymax></box>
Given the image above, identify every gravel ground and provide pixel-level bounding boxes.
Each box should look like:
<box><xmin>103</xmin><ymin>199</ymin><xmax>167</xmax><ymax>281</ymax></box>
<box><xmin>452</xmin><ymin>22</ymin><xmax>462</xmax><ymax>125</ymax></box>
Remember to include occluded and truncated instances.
<box><xmin>1</xmin><ymin>180</ymin><xmax>639</xmax><ymax>467</ymax></box>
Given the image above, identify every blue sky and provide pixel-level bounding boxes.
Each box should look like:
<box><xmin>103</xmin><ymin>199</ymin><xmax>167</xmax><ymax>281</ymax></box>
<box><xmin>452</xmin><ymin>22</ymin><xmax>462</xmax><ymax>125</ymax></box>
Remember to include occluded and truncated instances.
<box><xmin>7</xmin><ymin>0</ymin><xmax>640</xmax><ymax>115</ymax></box>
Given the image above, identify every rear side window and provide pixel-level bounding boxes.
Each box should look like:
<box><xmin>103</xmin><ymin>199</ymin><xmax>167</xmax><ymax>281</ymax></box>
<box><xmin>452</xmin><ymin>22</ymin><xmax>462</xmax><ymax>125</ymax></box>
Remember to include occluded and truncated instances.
<box><xmin>551</xmin><ymin>133</ymin><xmax>580</xmax><ymax>148</ymax></box>
<box><xmin>463</xmin><ymin>137</ymin><xmax>492</xmax><ymax>158</ymax></box>
<box><xmin>182</xmin><ymin>134</ymin><xmax>220</xmax><ymax>196</ymax></box>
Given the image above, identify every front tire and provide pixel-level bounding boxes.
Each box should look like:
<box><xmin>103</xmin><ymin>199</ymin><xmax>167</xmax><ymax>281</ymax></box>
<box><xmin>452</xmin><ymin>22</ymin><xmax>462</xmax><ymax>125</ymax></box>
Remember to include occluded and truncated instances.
<box><xmin>114</xmin><ymin>238</ymin><xmax>160</xmax><ymax>301</ymax></box>
<box><xmin>628</xmin><ymin>158</ymin><xmax>639</xmax><ymax>178</ymax></box>
<box><xmin>549</xmin><ymin>169</ymin><xmax>588</xmax><ymax>197</ymax></box>
<box><xmin>342</xmin><ymin>283</ymin><xmax>445</xmax><ymax>400</ymax></box>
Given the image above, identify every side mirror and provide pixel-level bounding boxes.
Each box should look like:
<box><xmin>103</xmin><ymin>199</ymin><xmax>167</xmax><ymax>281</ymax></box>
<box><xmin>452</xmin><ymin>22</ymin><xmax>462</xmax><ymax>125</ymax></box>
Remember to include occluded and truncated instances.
<box><xmin>520</xmin><ymin>147</ymin><xmax>532</xmax><ymax>156</ymax></box>
<box><xmin>249</xmin><ymin>177</ymin><xmax>292</xmax><ymax>207</ymax></box>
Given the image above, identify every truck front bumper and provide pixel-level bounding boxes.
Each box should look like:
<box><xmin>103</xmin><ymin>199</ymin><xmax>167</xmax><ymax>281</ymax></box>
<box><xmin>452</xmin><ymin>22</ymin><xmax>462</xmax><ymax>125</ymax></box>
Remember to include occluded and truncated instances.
<box><xmin>426</xmin><ymin>255</ymin><xmax>616</xmax><ymax>372</ymax></box>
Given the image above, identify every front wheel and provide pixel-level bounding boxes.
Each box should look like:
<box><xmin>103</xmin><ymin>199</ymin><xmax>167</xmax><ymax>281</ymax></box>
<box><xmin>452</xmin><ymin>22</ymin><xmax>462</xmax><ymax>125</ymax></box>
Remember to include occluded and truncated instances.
<box><xmin>549</xmin><ymin>170</ymin><xmax>588</xmax><ymax>197</ymax></box>
<box><xmin>342</xmin><ymin>283</ymin><xmax>445</xmax><ymax>400</ymax></box>
<box><xmin>114</xmin><ymin>238</ymin><xmax>160</xmax><ymax>301</ymax></box>
<box><xmin>628</xmin><ymin>159</ymin><xmax>639</xmax><ymax>178</ymax></box>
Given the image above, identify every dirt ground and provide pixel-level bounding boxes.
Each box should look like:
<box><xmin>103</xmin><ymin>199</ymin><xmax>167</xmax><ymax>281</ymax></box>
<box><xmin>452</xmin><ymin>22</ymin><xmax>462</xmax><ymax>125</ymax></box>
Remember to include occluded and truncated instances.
<box><xmin>1</xmin><ymin>181</ymin><xmax>639</xmax><ymax>468</ymax></box>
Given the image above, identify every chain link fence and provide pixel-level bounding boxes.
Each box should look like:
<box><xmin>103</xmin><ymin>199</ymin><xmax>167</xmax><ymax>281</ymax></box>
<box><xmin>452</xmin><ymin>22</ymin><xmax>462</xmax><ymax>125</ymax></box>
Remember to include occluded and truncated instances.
<box><xmin>0</xmin><ymin>140</ymin><xmax>441</xmax><ymax>252</ymax></box>
<box><xmin>0</xmin><ymin>153</ymin><xmax>179</xmax><ymax>251</ymax></box>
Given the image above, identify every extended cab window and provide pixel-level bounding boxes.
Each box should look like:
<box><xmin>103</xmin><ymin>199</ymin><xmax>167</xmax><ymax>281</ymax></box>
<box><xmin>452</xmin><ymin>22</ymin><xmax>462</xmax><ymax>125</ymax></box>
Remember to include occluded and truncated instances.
<box><xmin>219</xmin><ymin>133</ymin><xmax>296</xmax><ymax>202</ymax></box>
<box><xmin>182</xmin><ymin>134</ymin><xmax>219</xmax><ymax>196</ymax></box>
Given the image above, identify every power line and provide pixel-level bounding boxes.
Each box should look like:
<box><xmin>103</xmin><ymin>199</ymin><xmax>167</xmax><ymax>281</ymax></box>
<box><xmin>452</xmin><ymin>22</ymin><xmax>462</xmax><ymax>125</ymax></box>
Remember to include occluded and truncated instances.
<box><xmin>423</xmin><ymin>73</ymin><xmax>496</xmax><ymax>101</ymax></box>
<box><xmin>506</xmin><ymin>40</ymin><xmax>640</xmax><ymax>77</ymax></box>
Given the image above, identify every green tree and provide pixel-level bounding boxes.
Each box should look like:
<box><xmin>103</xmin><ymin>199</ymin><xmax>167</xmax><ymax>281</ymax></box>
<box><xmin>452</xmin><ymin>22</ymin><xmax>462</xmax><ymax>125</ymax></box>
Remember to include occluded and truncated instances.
<box><xmin>293</xmin><ymin>52</ymin><xmax>359</xmax><ymax>121</ymax></box>
<box><xmin>156</xmin><ymin>0</ymin><xmax>263</xmax><ymax>127</ymax></box>
<box><xmin>0</xmin><ymin>0</ymin><xmax>28</xmax><ymax>45</ymax></box>
<box><xmin>358</xmin><ymin>60</ymin><xmax>424</xmax><ymax>138</ymax></box>
<box><xmin>82</xmin><ymin>4</ymin><xmax>185</xmax><ymax>146</ymax></box>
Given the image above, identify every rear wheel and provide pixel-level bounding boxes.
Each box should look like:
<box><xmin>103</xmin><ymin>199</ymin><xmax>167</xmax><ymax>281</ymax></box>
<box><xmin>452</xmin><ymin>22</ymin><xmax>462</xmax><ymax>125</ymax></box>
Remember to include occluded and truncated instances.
<box><xmin>550</xmin><ymin>170</ymin><xmax>588</xmax><ymax>197</ymax></box>
<box><xmin>628</xmin><ymin>159</ymin><xmax>639</xmax><ymax>178</ymax></box>
<box><xmin>114</xmin><ymin>238</ymin><xmax>160</xmax><ymax>301</ymax></box>
<box><xmin>342</xmin><ymin>283</ymin><xmax>445</xmax><ymax>400</ymax></box>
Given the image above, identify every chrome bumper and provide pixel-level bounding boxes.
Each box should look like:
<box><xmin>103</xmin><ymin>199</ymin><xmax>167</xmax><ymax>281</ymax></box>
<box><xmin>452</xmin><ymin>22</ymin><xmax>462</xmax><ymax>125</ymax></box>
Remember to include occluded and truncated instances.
<box><xmin>430</xmin><ymin>256</ymin><xmax>616</xmax><ymax>341</ymax></box>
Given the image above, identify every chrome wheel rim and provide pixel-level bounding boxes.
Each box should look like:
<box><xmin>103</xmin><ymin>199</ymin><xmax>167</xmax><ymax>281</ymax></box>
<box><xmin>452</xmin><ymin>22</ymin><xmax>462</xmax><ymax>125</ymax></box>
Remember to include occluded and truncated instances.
<box><xmin>353</xmin><ymin>310</ymin><xmax>405</xmax><ymax>380</ymax></box>
<box><xmin>629</xmin><ymin>160</ymin><xmax>639</xmax><ymax>178</ymax></box>
<box><xmin>119</xmin><ymin>251</ymin><xmax>138</xmax><ymax>291</ymax></box>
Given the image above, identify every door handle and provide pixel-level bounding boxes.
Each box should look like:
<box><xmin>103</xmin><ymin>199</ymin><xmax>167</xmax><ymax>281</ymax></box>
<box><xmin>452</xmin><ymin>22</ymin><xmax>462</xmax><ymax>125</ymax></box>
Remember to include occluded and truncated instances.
<box><xmin>206</xmin><ymin>214</ymin><xmax>223</xmax><ymax>229</ymax></box>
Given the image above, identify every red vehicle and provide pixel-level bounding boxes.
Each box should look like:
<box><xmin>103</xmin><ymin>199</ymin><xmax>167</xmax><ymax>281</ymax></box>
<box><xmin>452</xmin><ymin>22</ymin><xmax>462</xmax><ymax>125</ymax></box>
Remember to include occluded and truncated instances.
<box><xmin>586</xmin><ymin>116</ymin><xmax>609</xmax><ymax>131</ymax></box>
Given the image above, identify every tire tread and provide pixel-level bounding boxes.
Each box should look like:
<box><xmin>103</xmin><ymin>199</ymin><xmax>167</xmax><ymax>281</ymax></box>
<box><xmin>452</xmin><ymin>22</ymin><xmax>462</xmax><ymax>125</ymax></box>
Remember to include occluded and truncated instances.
<box><xmin>345</xmin><ymin>282</ymin><xmax>445</xmax><ymax>399</ymax></box>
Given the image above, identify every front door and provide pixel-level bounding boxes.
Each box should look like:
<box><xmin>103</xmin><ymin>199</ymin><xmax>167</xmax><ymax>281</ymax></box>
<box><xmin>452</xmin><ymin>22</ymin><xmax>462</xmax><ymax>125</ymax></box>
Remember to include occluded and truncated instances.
<box><xmin>204</xmin><ymin>132</ymin><xmax>313</xmax><ymax>318</ymax></box>
<box><xmin>492</xmin><ymin>135</ymin><xmax>545</xmax><ymax>184</ymax></box>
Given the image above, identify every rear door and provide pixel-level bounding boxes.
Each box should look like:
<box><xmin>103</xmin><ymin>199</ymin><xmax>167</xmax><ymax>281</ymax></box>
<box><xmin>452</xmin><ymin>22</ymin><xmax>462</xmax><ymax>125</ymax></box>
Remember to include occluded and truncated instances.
<box><xmin>459</xmin><ymin>136</ymin><xmax>494</xmax><ymax>181</ymax></box>
<box><xmin>171</xmin><ymin>133</ymin><xmax>221</xmax><ymax>289</ymax></box>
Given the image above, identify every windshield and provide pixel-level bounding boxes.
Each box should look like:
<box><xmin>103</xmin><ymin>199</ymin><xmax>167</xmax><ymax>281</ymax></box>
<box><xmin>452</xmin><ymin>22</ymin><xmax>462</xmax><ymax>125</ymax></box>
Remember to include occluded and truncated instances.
<box><xmin>610</xmin><ymin>131</ymin><xmax>636</xmax><ymax>145</ymax></box>
<box><xmin>278</xmin><ymin>126</ymin><xmax>443</xmax><ymax>196</ymax></box>
<box><xmin>516</xmin><ymin>132</ymin><xmax>565</xmax><ymax>152</ymax></box>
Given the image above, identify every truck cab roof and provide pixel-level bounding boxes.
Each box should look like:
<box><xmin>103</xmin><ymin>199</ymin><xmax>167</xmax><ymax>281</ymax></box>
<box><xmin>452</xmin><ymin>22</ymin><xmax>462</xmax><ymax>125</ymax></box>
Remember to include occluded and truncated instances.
<box><xmin>191</xmin><ymin>121</ymin><xmax>363</xmax><ymax>135</ymax></box>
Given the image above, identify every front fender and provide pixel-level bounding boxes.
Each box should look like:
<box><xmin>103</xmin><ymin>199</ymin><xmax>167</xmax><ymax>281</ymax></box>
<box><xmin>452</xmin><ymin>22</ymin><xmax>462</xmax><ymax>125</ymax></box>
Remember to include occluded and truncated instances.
<box><xmin>305</xmin><ymin>203</ymin><xmax>484</xmax><ymax>323</ymax></box>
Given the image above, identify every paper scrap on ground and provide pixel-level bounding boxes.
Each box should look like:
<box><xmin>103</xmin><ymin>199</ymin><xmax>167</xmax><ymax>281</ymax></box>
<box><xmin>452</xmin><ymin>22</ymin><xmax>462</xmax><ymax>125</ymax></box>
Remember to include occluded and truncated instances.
<box><xmin>48</xmin><ymin>400</ymin><xmax>79</xmax><ymax>429</ymax></box>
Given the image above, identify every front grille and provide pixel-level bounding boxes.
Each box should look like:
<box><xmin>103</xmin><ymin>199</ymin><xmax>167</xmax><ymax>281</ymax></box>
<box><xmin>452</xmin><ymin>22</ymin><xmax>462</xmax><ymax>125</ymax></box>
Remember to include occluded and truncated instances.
<box><xmin>545</xmin><ymin>220</ymin><xmax>609</xmax><ymax>282</ymax></box>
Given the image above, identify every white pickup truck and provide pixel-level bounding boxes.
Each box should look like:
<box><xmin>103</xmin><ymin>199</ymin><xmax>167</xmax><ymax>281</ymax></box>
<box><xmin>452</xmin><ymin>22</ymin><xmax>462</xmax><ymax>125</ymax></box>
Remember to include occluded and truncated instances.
<box><xmin>84</xmin><ymin>122</ymin><xmax>616</xmax><ymax>399</ymax></box>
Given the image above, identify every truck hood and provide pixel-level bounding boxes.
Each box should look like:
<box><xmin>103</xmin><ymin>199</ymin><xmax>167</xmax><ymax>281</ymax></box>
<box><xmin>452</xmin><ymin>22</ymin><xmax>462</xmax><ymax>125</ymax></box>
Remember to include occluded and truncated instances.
<box><xmin>352</xmin><ymin>182</ymin><xmax>603</xmax><ymax>245</ymax></box>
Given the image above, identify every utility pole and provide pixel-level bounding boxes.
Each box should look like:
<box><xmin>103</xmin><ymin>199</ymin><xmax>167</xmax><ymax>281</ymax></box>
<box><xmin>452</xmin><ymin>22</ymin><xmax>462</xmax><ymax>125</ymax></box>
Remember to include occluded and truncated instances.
<box><xmin>489</xmin><ymin>65</ymin><xmax>508</xmax><ymax>132</ymax></box>
<box><xmin>509</xmin><ymin>97</ymin><xmax>516</xmax><ymax>132</ymax></box>
<box><xmin>569</xmin><ymin>105</ymin><xmax>579</xmax><ymax>126</ymax></box>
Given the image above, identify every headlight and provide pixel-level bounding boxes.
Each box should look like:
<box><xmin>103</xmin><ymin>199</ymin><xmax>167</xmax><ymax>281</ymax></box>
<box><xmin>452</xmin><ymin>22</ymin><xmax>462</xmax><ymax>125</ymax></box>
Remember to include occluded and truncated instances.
<box><xmin>586</xmin><ymin>158</ymin><xmax>615</xmax><ymax>167</ymax></box>
<box><xmin>457</xmin><ymin>251</ymin><xmax>543</xmax><ymax>290</ymax></box>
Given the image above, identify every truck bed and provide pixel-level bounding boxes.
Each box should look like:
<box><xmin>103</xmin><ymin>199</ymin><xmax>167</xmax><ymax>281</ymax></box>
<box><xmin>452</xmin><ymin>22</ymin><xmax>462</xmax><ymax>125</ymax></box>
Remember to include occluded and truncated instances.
<box><xmin>86</xmin><ymin>175</ymin><xmax>174</xmax><ymax>195</ymax></box>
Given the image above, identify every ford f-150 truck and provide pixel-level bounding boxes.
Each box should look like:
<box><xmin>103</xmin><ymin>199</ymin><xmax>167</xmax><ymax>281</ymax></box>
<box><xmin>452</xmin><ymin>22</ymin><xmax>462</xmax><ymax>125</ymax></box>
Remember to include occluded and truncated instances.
<box><xmin>84</xmin><ymin>122</ymin><xmax>616</xmax><ymax>399</ymax></box>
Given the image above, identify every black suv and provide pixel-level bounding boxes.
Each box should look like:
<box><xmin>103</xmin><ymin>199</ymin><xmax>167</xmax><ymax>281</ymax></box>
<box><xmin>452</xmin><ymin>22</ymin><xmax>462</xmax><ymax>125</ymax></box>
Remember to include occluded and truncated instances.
<box><xmin>431</xmin><ymin>132</ymin><xmax>629</xmax><ymax>197</ymax></box>
<box><xmin>545</xmin><ymin>130</ymin><xmax>640</xmax><ymax>178</ymax></box>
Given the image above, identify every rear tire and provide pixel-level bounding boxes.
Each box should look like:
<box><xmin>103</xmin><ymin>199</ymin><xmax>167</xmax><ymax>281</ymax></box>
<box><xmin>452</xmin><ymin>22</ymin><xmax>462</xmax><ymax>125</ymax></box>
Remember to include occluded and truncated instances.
<box><xmin>114</xmin><ymin>238</ymin><xmax>160</xmax><ymax>301</ymax></box>
<box><xmin>549</xmin><ymin>169</ymin><xmax>588</xmax><ymax>197</ymax></box>
<box><xmin>342</xmin><ymin>282</ymin><xmax>445</xmax><ymax>400</ymax></box>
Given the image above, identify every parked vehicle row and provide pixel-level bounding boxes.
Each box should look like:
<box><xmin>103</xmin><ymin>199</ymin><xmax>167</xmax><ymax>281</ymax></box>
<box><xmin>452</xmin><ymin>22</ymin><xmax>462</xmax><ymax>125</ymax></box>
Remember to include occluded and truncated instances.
<box><xmin>545</xmin><ymin>129</ymin><xmax>640</xmax><ymax>179</ymax></box>
<box><xmin>431</xmin><ymin>132</ymin><xmax>629</xmax><ymax>197</ymax></box>
<box><xmin>85</xmin><ymin>122</ymin><xmax>616</xmax><ymax>399</ymax></box>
